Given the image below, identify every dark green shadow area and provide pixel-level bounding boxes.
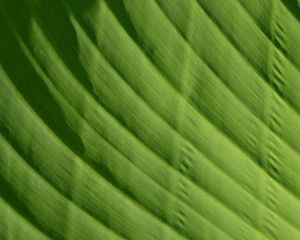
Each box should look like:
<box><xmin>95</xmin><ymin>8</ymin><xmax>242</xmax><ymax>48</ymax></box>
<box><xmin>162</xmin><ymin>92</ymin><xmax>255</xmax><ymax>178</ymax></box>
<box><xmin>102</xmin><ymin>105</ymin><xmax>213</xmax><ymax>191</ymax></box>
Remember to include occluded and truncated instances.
<box><xmin>0</xmin><ymin>173</ymin><xmax>62</xmax><ymax>240</ymax></box>
<box><xmin>0</xmin><ymin>0</ymin><xmax>85</xmax><ymax>157</ymax></box>
<box><xmin>282</xmin><ymin>0</ymin><xmax>300</xmax><ymax>22</ymax></box>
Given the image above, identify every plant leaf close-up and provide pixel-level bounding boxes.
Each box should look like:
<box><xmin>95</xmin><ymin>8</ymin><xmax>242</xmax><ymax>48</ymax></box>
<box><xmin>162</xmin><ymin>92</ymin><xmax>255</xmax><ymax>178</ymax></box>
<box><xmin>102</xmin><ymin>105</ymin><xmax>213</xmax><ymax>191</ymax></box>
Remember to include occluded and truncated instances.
<box><xmin>0</xmin><ymin>0</ymin><xmax>300</xmax><ymax>239</ymax></box>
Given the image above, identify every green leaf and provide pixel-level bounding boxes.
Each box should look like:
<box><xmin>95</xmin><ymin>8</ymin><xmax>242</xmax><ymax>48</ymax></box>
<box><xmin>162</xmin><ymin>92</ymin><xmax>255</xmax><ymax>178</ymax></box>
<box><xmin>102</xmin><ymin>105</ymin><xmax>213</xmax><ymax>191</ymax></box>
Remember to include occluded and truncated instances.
<box><xmin>1</xmin><ymin>0</ymin><xmax>300</xmax><ymax>239</ymax></box>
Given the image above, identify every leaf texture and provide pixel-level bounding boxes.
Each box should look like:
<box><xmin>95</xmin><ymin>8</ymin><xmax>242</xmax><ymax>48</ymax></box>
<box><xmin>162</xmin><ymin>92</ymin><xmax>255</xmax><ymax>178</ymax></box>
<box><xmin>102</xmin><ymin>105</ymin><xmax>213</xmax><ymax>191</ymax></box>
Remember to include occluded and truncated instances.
<box><xmin>0</xmin><ymin>0</ymin><xmax>300</xmax><ymax>239</ymax></box>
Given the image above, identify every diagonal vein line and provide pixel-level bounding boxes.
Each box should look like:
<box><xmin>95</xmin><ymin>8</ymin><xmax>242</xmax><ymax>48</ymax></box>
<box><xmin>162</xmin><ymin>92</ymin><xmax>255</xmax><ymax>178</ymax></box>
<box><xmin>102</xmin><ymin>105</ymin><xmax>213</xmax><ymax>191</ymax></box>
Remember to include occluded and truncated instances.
<box><xmin>3</xmin><ymin>0</ymin><xmax>296</xmax><ymax>238</ymax></box>
<box><xmin>118</xmin><ymin>0</ymin><xmax>300</xmax><ymax>171</ymax></box>
<box><xmin>17</xmin><ymin>25</ymin><xmax>234</xmax><ymax>240</ymax></box>
<box><xmin>0</xmin><ymin>133</ymin><xmax>126</xmax><ymax>240</ymax></box>
<box><xmin>127</xmin><ymin>0</ymin><xmax>300</xmax><ymax>172</ymax></box>
<box><xmin>104</xmin><ymin>0</ymin><xmax>300</xmax><ymax>196</ymax></box>
<box><xmin>87</xmin><ymin>0</ymin><xmax>300</xmax><ymax>234</ymax></box>
<box><xmin>0</xmin><ymin>72</ymin><xmax>133</xmax><ymax>240</ymax></box>
<box><xmin>0</xmin><ymin>195</ymin><xmax>51</xmax><ymax>240</ymax></box>
<box><xmin>51</xmin><ymin>7</ymin><xmax>300</xmax><ymax>238</ymax></box>
<box><xmin>193</xmin><ymin>0</ymin><xmax>300</xmax><ymax>111</ymax></box>
<box><xmin>153</xmin><ymin>0</ymin><xmax>300</xmax><ymax>154</ymax></box>
<box><xmin>238</xmin><ymin>0</ymin><xmax>300</xmax><ymax>72</ymax></box>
